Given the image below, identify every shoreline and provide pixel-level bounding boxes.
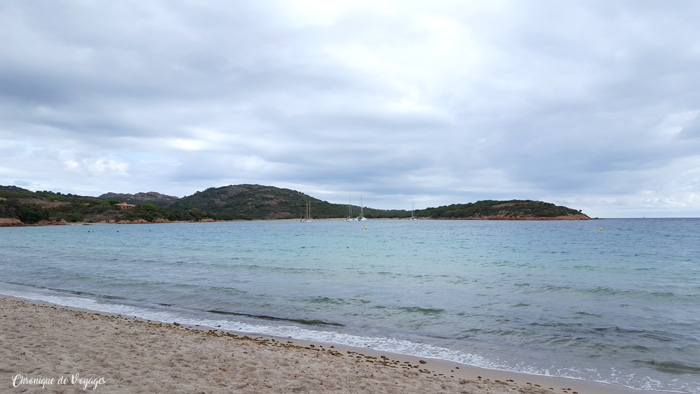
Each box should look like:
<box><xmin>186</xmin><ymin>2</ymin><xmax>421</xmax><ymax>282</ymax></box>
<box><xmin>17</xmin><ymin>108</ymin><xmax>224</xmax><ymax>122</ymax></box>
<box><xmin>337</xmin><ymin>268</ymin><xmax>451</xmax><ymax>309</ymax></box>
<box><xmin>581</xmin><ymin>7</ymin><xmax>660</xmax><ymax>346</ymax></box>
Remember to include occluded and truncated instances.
<box><xmin>0</xmin><ymin>215</ymin><xmax>595</xmax><ymax>228</ymax></box>
<box><xmin>1</xmin><ymin>296</ymin><xmax>656</xmax><ymax>394</ymax></box>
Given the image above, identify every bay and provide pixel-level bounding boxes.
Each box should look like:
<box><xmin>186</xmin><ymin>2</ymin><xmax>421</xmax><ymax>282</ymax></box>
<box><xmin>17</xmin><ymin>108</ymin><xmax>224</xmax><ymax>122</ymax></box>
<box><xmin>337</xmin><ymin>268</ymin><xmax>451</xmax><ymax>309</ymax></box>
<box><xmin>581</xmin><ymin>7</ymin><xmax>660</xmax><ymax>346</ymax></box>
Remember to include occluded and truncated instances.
<box><xmin>1</xmin><ymin>219</ymin><xmax>698</xmax><ymax>393</ymax></box>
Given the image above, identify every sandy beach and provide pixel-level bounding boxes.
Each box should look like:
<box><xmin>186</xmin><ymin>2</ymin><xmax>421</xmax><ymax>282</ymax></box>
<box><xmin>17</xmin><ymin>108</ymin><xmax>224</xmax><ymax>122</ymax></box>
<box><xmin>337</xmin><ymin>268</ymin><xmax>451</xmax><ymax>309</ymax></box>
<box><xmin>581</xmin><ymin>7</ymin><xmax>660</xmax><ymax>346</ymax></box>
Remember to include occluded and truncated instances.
<box><xmin>0</xmin><ymin>297</ymin><xmax>652</xmax><ymax>394</ymax></box>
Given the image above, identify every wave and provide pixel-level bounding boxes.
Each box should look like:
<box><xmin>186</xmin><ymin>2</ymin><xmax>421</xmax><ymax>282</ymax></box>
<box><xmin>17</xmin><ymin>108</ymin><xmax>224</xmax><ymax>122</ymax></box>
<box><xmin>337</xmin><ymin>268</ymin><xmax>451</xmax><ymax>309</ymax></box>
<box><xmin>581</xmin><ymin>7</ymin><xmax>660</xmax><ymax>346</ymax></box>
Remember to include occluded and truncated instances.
<box><xmin>397</xmin><ymin>306</ymin><xmax>446</xmax><ymax>315</ymax></box>
<box><xmin>305</xmin><ymin>296</ymin><xmax>351</xmax><ymax>305</ymax></box>
<box><xmin>524</xmin><ymin>283</ymin><xmax>687</xmax><ymax>304</ymax></box>
<box><xmin>0</xmin><ymin>287</ymin><xmax>500</xmax><ymax>368</ymax></box>
<box><xmin>634</xmin><ymin>360</ymin><xmax>700</xmax><ymax>375</ymax></box>
<box><xmin>1</xmin><ymin>281</ymin><xmax>128</xmax><ymax>301</ymax></box>
<box><xmin>206</xmin><ymin>309</ymin><xmax>343</xmax><ymax>327</ymax></box>
<box><xmin>369</xmin><ymin>304</ymin><xmax>446</xmax><ymax>315</ymax></box>
<box><xmin>2</xmin><ymin>286</ymin><xmax>698</xmax><ymax>393</ymax></box>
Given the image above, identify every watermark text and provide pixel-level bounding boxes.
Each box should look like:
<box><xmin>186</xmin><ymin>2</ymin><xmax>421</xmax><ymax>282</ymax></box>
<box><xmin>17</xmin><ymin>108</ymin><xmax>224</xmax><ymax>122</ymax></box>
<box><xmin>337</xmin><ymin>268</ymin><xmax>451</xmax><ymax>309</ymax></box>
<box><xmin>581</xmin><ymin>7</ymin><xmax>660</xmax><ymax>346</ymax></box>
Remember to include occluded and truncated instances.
<box><xmin>12</xmin><ymin>374</ymin><xmax>106</xmax><ymax>390</ymax></box>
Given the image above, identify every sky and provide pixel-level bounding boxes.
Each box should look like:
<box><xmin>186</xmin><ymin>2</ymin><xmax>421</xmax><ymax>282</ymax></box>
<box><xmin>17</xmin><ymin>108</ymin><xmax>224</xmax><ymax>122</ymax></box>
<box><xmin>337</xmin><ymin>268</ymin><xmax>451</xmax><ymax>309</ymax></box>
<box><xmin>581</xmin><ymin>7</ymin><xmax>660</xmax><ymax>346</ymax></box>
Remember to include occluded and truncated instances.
<box><xmin>1</xmin><ymin>1</ymin><xmax>700</xmax><ymax>218</ymax></box>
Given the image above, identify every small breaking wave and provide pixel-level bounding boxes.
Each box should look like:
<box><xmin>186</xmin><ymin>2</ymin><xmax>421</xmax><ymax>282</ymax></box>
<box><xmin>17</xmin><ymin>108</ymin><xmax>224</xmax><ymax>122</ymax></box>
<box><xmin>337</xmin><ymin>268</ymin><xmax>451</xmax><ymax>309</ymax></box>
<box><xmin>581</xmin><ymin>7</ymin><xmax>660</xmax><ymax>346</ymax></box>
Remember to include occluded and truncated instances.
<box><xmin>206</xmin><ymin>309</ymin><xmax>343</xmax><ymax>327</ymax></box>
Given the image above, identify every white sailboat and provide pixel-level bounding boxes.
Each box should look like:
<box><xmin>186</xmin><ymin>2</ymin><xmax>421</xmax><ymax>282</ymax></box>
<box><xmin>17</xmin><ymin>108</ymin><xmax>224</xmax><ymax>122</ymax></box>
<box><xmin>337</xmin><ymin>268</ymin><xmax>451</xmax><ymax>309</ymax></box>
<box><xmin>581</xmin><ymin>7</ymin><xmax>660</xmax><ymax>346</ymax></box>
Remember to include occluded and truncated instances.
<box><xmin>344</xmin><ymin>196</ymin><xmax>355</xmax><ymax>222</ymax></box>
<box><xmin>409</xmin><ymin>197</ymin><xmax>417</xmax><ymax>221</ymax></box>
<box><xmin>356</xmin><ymin>195</ymin><xmax>367</xmax><ymax>221</ymax></box>
<box><xmin>301</xmin><ymin>201</ymin><xmax>312</xmax><ymax>222</ymax></box>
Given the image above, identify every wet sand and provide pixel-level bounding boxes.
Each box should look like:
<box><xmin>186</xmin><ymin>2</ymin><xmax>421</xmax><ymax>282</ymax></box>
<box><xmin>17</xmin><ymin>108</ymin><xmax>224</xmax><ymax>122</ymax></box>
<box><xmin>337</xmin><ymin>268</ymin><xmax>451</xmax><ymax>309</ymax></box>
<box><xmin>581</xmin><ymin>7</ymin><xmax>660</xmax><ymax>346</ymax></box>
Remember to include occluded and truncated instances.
<box><xmin>1</xmin><ymin>297</ymin><xmax>650</xmax><ymax>393</ymax></box>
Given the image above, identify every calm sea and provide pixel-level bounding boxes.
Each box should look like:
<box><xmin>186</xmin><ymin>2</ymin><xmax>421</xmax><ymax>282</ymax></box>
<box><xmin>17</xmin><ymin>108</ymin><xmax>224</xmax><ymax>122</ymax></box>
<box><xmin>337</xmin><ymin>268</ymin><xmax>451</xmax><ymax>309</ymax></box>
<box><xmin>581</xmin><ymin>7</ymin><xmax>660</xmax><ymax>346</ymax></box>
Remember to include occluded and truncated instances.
<box><xmin>1</xmin><ymin>219</ymin><xmax>698</xmax><ymax>393</ymax></box>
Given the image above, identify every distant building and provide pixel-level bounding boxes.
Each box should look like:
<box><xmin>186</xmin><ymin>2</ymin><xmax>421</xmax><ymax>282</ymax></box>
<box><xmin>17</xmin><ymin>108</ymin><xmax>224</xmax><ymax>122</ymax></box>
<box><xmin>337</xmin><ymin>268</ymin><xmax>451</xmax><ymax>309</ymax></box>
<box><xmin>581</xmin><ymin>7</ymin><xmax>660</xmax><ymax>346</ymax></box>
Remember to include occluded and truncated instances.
<box><xmin>115</xmin><ymin>202</ymin><xmax>136</xmax><ymax>210</ymax></box>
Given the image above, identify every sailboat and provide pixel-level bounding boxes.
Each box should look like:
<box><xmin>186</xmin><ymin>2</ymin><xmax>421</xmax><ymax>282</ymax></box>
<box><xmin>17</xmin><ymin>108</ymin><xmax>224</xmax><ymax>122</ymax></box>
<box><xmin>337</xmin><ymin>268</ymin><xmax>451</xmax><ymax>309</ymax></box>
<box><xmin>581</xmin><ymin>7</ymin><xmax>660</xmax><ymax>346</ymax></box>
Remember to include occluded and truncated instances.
<box><xmin>344</xmin><ymin>196</ymin><xmax>355</xmax><ymax>222</ymax></box>
<box><xmin>409</xmin><ymin>197</ymin><xmax>417</xmax><ymax>221</ymax></box>
<box><xmin>356</xmin><ymin>195</ymin><xmax>367</xmax><ymax>221</ymax></box>
<box><xmin>301</xmin><ymin>201</ymin><xmax>312</xmax><ymax>222</ymax></box>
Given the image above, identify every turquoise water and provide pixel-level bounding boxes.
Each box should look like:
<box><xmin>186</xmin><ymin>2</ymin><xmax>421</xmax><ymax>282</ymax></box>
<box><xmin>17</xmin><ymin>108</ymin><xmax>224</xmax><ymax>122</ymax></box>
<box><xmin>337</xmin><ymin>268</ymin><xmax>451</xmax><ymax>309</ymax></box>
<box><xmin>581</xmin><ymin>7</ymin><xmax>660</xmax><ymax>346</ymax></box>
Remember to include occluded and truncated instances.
<box><xmin>1</xmin><ymin>219</ymin><xmax>699</xmax><ymax>393</ymax></box>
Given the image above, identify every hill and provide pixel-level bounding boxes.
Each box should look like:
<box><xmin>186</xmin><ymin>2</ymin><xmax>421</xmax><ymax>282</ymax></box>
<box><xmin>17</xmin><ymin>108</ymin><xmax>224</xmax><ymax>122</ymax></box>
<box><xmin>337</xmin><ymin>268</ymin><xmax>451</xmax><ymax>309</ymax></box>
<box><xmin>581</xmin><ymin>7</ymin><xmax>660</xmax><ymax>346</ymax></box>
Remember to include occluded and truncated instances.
<box><xmin>170</xmin><ymin>184</ymin><xmax>330</xmax><ymax>220</ymax></box>
<box><xmin>0</xmin><ymin>184</ymin><xmax>590</xmax><ymax>225</ymax></box>
<box><xmin>168</xmin><ymin>184</ymin><xmax>406</xmax><ymax>220</ymax></box>
<box><xmin>0</xmin><ymin>187</ymin><xmax>206</xmax><ymax>225</ymax></box>
<box><xmin>417</xmin><ymin>200</ymin><xmax>589</xmax><ymax>220</ymax></box>
<box><xmin>98</xmin><ymin>191</ymin><xmax>179</xmax><ymax>206</ymax></box>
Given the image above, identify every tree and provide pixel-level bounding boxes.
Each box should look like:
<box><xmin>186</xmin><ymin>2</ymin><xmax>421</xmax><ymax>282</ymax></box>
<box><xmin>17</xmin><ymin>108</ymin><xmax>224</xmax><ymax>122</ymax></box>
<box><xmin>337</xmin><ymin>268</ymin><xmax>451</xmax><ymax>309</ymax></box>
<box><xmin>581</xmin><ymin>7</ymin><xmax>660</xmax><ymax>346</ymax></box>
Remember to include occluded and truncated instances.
<box><xmin>17</xmin><ymin>204</ymin><xmax>49</xmax><ymax>224</ymax></box>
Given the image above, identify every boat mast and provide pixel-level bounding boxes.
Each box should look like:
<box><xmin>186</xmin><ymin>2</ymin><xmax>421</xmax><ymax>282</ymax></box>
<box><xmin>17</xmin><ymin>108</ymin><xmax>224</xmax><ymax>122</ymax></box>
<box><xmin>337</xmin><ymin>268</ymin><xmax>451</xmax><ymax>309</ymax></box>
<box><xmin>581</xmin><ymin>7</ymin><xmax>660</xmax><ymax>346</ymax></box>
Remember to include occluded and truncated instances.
<box><xmin>302</xmin><ymin>200</ymin><xmax>312</xmax><ymax>222</ymax></box>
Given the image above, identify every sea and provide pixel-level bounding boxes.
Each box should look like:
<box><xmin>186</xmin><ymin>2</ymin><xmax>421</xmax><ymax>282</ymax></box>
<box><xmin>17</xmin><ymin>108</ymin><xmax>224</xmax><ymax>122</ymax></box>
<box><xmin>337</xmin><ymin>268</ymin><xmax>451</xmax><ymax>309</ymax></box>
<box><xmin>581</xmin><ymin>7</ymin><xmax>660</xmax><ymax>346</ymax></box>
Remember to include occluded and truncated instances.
<box><xmin>1</xmin><ymin>219</ymin><xmax>699</xmax><ymax>393</ymax></box>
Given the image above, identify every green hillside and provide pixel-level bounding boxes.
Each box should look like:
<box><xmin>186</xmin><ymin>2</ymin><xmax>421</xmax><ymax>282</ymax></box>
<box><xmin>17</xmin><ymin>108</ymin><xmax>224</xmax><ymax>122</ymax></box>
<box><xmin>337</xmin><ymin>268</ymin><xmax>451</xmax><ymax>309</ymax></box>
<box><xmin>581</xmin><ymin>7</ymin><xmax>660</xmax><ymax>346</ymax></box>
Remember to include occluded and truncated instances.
<box><xmin>170</xmin><ymin>184</ymin><xmax>332</xmax><ymax>220</ymax></box>
<box><xmin>97</xmin><ymin>191</ymin><xmax>179</xmax><ymax>206</ymax></box>
<box><xmin>417</xmin><ymin>200</ymin><xmax>586</xmax><ymax>219</ymax></box>
<box><xmin>1</xmin><ymin>184</ymin><xmax>589</xmax><ymax>225</ymax></box>
<box><xmin>0</xmin><ymin>186</ymin><xmax>210</xmax><ymax>224</ymax></box>
<box><xmin>169</xmin><ymin>184</ymin><xmax>407</xmax><ymax>220</ymax></box>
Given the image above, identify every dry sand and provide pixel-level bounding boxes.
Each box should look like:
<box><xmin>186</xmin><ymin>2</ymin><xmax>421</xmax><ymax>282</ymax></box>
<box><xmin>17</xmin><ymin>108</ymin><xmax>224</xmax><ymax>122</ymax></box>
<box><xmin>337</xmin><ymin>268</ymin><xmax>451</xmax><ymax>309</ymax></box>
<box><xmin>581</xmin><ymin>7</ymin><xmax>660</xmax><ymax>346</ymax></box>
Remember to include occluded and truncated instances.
<box><xmin>1</xmin><ymin>297</ymin><xmax>647</xmax><ymax>393</ymax></box>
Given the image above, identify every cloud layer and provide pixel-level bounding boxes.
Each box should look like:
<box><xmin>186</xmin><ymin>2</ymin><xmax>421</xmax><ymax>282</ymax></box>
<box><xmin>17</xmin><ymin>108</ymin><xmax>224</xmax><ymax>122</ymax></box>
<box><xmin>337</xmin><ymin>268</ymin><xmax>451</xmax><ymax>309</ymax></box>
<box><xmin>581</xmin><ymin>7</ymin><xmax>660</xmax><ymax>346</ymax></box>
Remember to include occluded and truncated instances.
<box><xmin>2</xmin><ymin>0</ymin><xmax>700</xmax><ymax>217</ymax></box>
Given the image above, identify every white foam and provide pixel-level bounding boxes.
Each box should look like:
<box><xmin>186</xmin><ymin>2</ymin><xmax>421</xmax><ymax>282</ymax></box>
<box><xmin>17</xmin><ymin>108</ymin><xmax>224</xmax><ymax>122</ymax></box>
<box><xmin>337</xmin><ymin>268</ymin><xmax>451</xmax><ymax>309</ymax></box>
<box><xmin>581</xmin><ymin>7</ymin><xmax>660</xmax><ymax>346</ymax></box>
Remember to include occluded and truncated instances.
<box><xmin>1</xmin><ymin>288</ymin><xmax>503</xmax><ymax>370</ymax></box>
<box><xmin>2</xmin><ymin>288</ymin><xmax>696</xmax><ymax>393</ymax></box>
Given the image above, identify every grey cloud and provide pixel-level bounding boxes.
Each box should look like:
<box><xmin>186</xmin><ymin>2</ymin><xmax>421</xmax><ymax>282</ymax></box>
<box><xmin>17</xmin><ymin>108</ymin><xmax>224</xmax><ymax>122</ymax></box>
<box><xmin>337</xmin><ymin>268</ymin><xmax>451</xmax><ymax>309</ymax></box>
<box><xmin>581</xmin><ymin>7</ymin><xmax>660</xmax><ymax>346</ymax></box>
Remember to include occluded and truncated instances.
<box><xmin>2</xmin><ymin>1</ymin><xmax>700</xmax><ymax>216</ymax></box>
<box><xmin>678</xmin><ymin>117</ymin><xmax>700</xmax><ymax>140</ymax></box>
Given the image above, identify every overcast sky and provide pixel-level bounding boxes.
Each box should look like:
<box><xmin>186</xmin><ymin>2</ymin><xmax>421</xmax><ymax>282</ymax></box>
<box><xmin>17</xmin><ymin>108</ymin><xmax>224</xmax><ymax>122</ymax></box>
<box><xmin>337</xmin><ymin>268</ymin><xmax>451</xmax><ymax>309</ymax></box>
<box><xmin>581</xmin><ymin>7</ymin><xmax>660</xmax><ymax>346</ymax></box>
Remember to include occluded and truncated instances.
<box><xmin>2</xmin><ymin>1</ymin><xmax>700</xmax><ymax>217</ymax></box>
